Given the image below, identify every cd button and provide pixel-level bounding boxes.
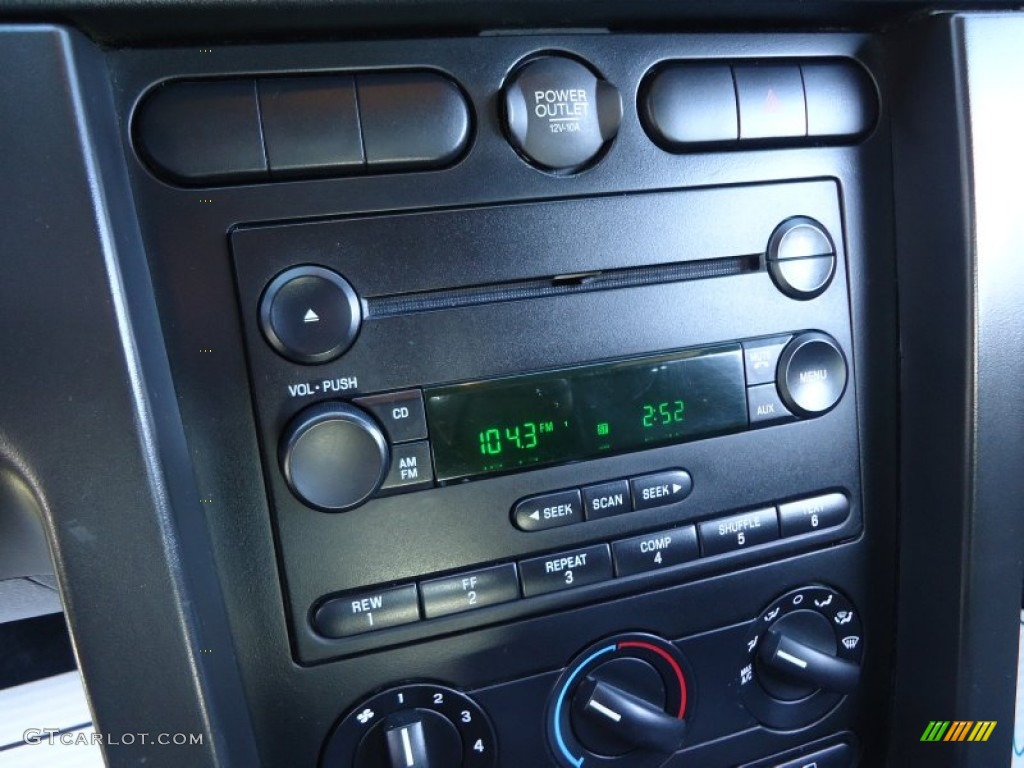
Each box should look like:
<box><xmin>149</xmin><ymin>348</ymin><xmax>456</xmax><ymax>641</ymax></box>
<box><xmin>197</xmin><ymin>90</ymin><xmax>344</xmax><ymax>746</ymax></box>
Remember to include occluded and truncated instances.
<box><xmin>630</xmin><ymin>470</ymin><xmax>693</xmax><ymax>511</ymax></box>
<box><xmin>314</xmin><ymin>584</ymin><xmax>419</xmax><ymax>638</ymax></box>
<box><xmin>379</xmin><ymin>440</ymin><xmax>434</xmax><ymax>495</ymax></box>
<box><xmin>353</xmin><ymin>389</ymin><xmax>427</xmax><ymax>444</ymax></box>
<box><xmin>698</xmin><ymin>508</ymin><xmax>779</xmax><ymax>556</ymax></box>
<box><xmin>420</xmin><ymin>563</ymin><xmax>520</xmax><ymax>619</ymax></box>
<box><xmin>778</xmin><ymin>492</ymin><xmax>850</xmax><ymax>537</ymax></box>
<box><xmin>612</xmin><ymin>525</ymin><xmax>699</xmax><ymax>577</ymax></box>
<box><xmin>582</xmin><ymin>480</ymin><xmax>631</xmax><ymax>520</ymax></box>
<box><xmin>512</xmin><ymin>489</ymin><xmax>583</xmax><ymax>532</ymax></box>
<box><xmin>519</xmin><ymin>544</ymin><xmax>612</xmax><ymax>597</ymax></box>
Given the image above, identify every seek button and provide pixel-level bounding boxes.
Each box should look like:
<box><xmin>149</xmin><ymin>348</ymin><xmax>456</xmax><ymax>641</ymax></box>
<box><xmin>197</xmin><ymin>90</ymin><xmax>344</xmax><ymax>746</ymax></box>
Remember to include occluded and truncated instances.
<box><xmin>513</xmin><ymin>489</ymin><xmax>582</xmax><ymax>532</ymax></box>
<box><xmin>630</xmin><ymin>470</ymin><xmax>693</xmax><ymax>511</ymax></box>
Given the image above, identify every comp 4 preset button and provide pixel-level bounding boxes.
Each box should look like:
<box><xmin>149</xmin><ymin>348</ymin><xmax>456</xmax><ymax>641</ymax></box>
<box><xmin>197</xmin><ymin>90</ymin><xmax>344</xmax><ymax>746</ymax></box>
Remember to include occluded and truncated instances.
<box><xmin>612</xmin><ymin>525</ymin><xmax>699</xmax><ymax>576</ymax></box>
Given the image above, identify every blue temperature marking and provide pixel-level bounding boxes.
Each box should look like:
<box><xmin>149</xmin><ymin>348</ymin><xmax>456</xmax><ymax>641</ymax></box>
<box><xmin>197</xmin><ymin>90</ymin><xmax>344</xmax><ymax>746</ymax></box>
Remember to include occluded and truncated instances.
<box><xmin>553</xmin><ymin>644</ymin><xmax>617</xmax><ymax>768</ymax></box>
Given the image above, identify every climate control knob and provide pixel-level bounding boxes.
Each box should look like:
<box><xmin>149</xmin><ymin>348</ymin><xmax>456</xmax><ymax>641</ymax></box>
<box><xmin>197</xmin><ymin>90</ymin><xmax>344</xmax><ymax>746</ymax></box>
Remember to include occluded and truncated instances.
<box><xmin>740</xmin><ymin>586</ymin><xmax>863</xmax><ymax>729</ymax></box>
<box><xmin>320</xmin><ymin>684</ymin><xmax>496</xmax><ymax>768</ymax></box>
<box><xmin>549</xmin><ymin>633</ymin><xmax>690</xmax><ymax>767</ymax></box>
<box><xmin>279</xmin><ymin>401</ymin><xmax>388</xmax><ymax>510</ymax></box>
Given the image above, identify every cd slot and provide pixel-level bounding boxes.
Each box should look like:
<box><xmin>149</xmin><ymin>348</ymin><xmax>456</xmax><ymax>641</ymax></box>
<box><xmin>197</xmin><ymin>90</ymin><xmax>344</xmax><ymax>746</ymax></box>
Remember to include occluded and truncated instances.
<box><xmin>365</xmin><ymin>254</ymin><xmax>760</xmax><ymax>319</ymax></box>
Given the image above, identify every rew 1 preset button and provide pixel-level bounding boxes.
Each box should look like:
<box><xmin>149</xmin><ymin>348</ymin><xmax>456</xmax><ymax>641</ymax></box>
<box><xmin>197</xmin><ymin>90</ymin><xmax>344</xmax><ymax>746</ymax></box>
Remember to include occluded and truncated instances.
<box><xmin>630</xmin><ymin>470</ymin><xmax>693</xmax><ymax>511</ymax></box>
<box><xmin>314</xmin><ymin>584</ymin><xmax>419</xmax><ymax>638</ymax></box>
<box><xmin>519</xmin><ymin>544</ymin><xmax>613</xmax><ymax>597</ymax></box>
<box><xmin>420</xmin><ymin>563</ymin><xmax>520</xmax><ymax>619</ymax></box>
<box><xmin>612</xmin><ymin>525</ymin><xmax>699</xmax><ymax>577</ymax></box>
<box><xmin>513</xmin><ymin>489</ymin><xmax>583</xmax><ymax>532</ymax></box>
<box><xmin>698</xmin><ymin>508</ymin><xmax>779</xmax><ymax>556</ymax></box>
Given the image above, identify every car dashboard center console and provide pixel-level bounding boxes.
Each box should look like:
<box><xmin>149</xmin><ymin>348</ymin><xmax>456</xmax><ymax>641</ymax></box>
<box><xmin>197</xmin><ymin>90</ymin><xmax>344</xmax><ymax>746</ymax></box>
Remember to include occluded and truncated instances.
<box><xmin>7</xmin><ymin>10</ymin><xmax>1024</xmax><ymax>768</ymax></box>
<box><xmin>128</xmin><ymin>32</ymin><xmax>889</xmax><ymax>768</ymax></box>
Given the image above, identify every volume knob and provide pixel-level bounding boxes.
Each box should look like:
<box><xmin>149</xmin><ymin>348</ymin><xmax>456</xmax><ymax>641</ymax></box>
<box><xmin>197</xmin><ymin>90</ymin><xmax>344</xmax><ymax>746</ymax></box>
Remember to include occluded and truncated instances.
<box><xmin>280</xmin><ymin>402</ymin><xmax>388</xmax><ymax>511</ymax></box>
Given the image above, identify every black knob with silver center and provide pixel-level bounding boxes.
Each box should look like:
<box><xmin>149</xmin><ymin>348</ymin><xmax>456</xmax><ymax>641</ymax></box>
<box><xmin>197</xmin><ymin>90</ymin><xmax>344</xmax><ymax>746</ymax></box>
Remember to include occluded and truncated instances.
<box><xmin>280</xmin><ymin>401</ymin><xmax>388</xmax><ymax>511</ymax></box>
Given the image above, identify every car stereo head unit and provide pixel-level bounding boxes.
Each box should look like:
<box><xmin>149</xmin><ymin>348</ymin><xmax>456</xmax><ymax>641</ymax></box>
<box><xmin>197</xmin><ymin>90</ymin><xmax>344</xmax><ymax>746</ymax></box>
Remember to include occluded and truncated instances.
<box><xmin>230</xmin><ymin>178</ymin><xmax>861</xmax><ymax>663</ymax></box>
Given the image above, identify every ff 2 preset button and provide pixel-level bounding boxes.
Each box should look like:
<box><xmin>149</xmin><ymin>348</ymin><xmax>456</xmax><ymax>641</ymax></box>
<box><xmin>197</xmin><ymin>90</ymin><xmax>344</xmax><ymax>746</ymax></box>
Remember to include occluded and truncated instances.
<box><xmin>513</xmin><ymin>489</ymin><xmax>583</xmax><ymax>532</ymax></box>
<box><xmin>314</xmin><ymin>584</ymin><xmax>420</xmax><ymax>638</ymax></box>
<box><xmin>420</xmin><ymin>564</ymin><xmax>520</xmax><ymax>619</ymax></box>
<box><xmin>519</xmin><ymin>544</ymin><xmax>613</xmax><ymax>597</ymax></box>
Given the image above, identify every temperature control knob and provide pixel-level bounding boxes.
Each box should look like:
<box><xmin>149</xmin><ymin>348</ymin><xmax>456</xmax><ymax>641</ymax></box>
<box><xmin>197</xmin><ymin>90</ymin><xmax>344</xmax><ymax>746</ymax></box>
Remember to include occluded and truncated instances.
<box><xmin>549</xmin><ymin>633</ymin><xmax>691</xmax><ymax>767</ymax></box>
<box><xmin>740</xmin><ymin>586</ymin><xmax>863</xmax><ymax>729</ymax></box>
<box><xmin>280</xmin><ymin>401</ymin><xmax>388</xmax><ymax>510</ymax></box>
<box><xmin>321</xmin><ymin>684</ymin><xmax>496</xmax><ymax>768</ymax></box>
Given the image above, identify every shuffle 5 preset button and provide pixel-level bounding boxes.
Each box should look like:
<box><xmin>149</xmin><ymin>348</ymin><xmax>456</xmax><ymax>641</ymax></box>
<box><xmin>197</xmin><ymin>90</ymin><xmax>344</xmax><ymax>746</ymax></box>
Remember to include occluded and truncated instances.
<box><xmin>698</xmin><ymin>508</ymin><xmax>779</xmax><ymax>556</ymax></box>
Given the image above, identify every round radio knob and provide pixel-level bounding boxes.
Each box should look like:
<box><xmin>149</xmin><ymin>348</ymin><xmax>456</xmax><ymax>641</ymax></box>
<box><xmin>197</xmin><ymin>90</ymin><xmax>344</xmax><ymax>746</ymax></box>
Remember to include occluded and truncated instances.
<box><xmin>280</xmin><ymin>402</ymin><xmax>388</xmax><ymax>511</ymax></box>
<box><xmin>776</xmin><ymin>331</ymin><xmax>848</xmax><ymax>417</ymax></box>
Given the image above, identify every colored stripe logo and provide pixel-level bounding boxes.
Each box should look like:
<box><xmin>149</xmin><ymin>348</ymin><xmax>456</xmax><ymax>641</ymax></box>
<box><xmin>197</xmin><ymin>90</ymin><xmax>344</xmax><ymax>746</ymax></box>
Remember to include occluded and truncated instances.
<box><xmin>921</xmin><ymin>721</ymin><xmax>997</xmax><ymax>742</ymax></box>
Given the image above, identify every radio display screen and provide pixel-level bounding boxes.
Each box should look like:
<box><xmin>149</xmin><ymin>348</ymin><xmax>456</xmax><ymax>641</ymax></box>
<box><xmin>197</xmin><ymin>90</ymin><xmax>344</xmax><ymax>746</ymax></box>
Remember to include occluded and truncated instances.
<box><xmin>424</xmin><ymin>344</ymin><xmax>748</xmax><ymax>482</ymax></box>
